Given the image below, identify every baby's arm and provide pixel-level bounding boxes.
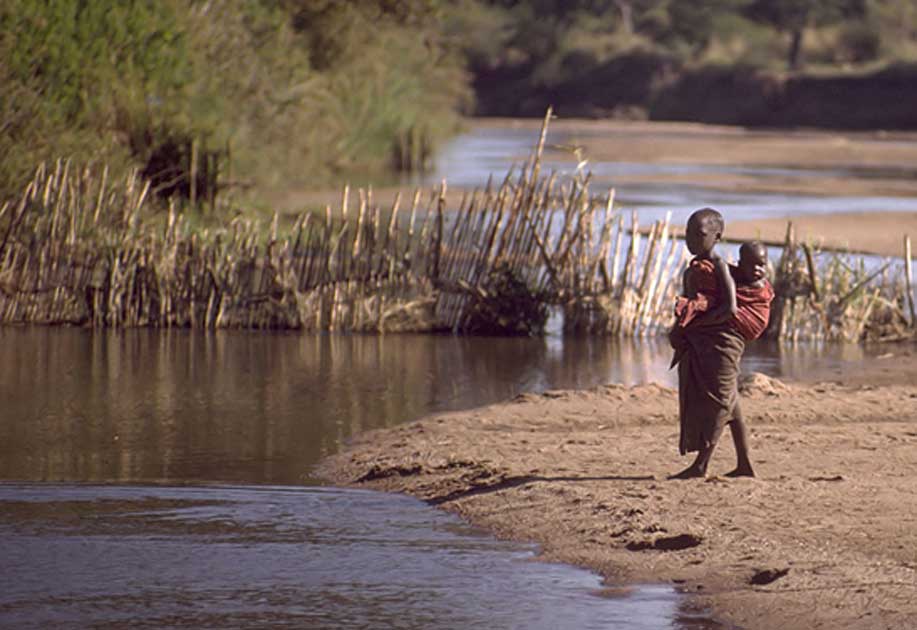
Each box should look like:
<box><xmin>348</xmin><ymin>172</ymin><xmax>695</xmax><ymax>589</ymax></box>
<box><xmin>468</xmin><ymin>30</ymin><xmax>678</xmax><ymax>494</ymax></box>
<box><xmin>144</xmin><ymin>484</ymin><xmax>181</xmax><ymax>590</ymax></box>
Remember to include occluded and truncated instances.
<box><xmin>692</xmin><ymin>257</ymin><xmax>736</xmax><ymax>327</ymax></box>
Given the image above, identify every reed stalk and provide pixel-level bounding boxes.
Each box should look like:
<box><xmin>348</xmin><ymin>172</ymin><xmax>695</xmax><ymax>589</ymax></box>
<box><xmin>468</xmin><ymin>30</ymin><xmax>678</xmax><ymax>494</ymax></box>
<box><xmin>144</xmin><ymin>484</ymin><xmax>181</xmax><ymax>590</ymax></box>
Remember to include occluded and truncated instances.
<box><xmin>905</xmin><ymin>235</ymin><xmax>915</xmax><ymax>327</ymax></box>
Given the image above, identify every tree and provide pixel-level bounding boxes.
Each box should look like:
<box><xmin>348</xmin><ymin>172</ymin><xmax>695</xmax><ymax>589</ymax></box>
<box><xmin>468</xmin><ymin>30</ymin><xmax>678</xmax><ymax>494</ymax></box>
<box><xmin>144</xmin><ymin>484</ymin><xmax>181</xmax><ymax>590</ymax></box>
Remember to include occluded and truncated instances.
<box><xmin>745</xmin><ymin>0</ymin><xmax>866</xmax><ymax>69</ymax></box>
<box><xmin>662</xmin><ymin>0</ymin><xmax>753</xmax><ymax>55</ymax></box>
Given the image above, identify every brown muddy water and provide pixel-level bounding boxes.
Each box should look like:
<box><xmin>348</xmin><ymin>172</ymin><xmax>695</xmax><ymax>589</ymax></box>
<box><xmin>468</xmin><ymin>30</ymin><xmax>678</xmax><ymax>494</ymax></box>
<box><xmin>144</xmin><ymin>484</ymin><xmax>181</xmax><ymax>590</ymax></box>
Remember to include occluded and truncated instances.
<box><xmin>0</xmin><ymin>326</ymin><xmax>883</xmax><ymax>629</ymax></box>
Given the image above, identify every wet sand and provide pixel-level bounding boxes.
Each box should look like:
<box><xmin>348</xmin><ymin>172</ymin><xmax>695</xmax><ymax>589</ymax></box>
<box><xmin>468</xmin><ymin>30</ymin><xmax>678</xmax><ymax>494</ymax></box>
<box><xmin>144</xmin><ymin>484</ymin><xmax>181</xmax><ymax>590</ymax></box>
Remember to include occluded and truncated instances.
<box><xmin>317</xmin><ymin>348</ymin><xmax>917</xmax><ymax>630</ymax></box>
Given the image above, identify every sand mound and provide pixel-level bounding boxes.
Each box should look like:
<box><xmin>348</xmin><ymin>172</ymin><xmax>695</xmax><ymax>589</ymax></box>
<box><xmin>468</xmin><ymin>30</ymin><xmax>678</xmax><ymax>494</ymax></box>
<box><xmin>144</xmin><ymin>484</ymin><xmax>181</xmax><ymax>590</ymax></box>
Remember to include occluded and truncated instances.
<box><xmin>738</xmin><ymin>372</ymin><xmax>791</xmax><ymax>397</ymax></box>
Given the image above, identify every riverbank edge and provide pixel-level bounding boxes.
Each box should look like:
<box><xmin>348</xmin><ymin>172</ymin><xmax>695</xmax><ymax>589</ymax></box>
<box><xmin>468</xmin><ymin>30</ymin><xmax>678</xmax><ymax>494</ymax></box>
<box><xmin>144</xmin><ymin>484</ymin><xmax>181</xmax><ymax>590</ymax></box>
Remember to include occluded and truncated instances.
<box><xmin>315</xmin><ymin>372</ymin><xmax>917</xmax><ymax>630</ymax></box>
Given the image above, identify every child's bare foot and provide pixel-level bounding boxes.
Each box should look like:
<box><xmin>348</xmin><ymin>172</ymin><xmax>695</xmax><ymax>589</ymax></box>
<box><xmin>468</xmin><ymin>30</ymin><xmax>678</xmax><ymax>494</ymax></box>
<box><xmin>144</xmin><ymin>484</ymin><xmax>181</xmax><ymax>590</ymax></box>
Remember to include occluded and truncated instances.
<box><xmin>667</xmin><ymin>465</ymin><xmax>707</xmax><ymax>480</ymax></box>
<box><xmin>724</xmin><ymin>466</ymin><xmax>755</xmax><ymax>478</ymax></box>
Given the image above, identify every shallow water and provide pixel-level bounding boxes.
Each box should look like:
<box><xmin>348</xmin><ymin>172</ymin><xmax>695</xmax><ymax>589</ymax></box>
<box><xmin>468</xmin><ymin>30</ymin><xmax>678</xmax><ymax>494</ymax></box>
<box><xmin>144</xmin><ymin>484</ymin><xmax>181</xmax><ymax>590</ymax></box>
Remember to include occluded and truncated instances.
<box><xmin>0</xmin><ymin>327</ymin><xmax>884</xmax><ymax>486</ymax></box>
<box><xmin>0</xmin><ymin>483</ymin><xmax>714</xmax><ymax>630</ymax></box>
<box><xmin>429</xmin><ymin>125</ymin><xmax>917</xmax><ymax>227</ymax></box>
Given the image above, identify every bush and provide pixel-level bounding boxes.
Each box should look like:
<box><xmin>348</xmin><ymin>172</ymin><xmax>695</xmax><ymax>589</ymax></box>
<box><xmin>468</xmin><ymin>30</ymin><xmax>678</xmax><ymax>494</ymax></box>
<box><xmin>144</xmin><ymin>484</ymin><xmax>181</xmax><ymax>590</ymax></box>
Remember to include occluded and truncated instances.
<box><xmin>836</xmin><ymin>22</ymin><xmax>882</xmax><ymax>64</ymax></box>
<box><xmin>464</xmin><ymin>264</ymin><xmax>548</xmax><ymax>336</ymax></box>
<box><xmin>0</xmin><ymin>1</ymin><xmax>469</xmax><ymax>203</ymax></box>
<box><xmin>649</xmin><ymin>63</ymin><xmax>778</xmax><ymax>125</ymax></box>
<box><xmin>0</xmin><ymin>0</ymin><xmax>193</xmax><ymax>196</ymax></box>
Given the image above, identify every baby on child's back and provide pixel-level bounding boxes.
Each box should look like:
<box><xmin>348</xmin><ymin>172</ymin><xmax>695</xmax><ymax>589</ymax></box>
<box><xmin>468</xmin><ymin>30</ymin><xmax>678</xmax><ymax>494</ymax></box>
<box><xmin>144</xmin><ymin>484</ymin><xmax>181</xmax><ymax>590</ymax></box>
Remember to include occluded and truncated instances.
<box><xmin>671</xmin><ymin>241</ymin><xmax>774</xmax><ymax>368</ymax></box>
<box><xmin>729</xmin><ymin>242</ymin><xmax>774</xmax><ymax>341</ymax></box>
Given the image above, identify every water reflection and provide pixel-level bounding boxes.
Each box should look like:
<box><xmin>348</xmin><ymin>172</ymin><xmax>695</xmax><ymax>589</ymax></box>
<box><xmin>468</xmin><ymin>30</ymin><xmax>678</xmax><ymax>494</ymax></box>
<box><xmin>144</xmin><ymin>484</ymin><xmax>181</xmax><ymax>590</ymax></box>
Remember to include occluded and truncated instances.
<box><xmin>0</xmin><ymin>327</ymin><xmax>890</xmax><ymax>487</ymax></box>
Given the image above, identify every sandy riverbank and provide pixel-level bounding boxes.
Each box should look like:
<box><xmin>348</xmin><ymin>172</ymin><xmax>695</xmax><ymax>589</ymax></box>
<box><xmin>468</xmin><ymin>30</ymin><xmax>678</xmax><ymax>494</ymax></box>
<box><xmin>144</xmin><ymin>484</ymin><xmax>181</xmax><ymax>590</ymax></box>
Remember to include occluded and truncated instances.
<box><xmin>317</xmin><ymin>349</ymin><xmax>917</xmax><ymax>630</ymax></box>
<box><xmin>727</xmin><ymin>212</ymin><xmax>917</xmax><ymax>259</ymax></box>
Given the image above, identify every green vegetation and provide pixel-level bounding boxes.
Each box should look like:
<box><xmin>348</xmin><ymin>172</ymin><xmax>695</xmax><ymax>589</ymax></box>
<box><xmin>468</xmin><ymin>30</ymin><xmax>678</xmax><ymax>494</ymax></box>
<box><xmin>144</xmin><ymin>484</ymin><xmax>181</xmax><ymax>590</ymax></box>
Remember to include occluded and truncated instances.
<box><xmin>3</xmin><ymin>0</ymin><xmax>917</xmax><ymax>204</ymax></box>
<box><xmin>443</xmin><ymin>0</ymin><xmax>917</xmax><ymax>115</ymax></box>
<box><xmin>0</xmin><ymin>0</ymin><xmax>468</xmax><ymax>202</ymax></box>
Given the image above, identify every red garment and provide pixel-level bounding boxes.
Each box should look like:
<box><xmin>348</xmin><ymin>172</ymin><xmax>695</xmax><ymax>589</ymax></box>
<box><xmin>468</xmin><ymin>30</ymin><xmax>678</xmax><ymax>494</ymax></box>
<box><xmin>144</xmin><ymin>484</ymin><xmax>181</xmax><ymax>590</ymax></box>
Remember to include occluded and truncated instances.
<box><xmin>673</xmin><ymin>258</ymin><xmax>775</xmax><ymax>341</ymax></box>
<box><xmin>732</xmin><ymin>279</ymin><xmax>775</xmax><ymax>340</ymax></box>
<box><xmin>674</xmin><ymin>258</ymin><xmax>718</xmax><ymax>329</ymax></box>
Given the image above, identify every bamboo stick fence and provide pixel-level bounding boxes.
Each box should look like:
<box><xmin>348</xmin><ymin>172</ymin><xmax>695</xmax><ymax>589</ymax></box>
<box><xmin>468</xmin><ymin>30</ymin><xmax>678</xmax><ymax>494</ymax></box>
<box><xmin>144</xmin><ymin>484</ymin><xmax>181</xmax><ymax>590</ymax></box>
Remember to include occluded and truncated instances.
<box><xmin>0</xmin><ymin>115</ymin><xmax>915</xmax><ymax>341</ymax></box>
<box><xmin>765</xmin><ymin>223</ymin><xmax>916</xmax><ymax>342</ymax></box>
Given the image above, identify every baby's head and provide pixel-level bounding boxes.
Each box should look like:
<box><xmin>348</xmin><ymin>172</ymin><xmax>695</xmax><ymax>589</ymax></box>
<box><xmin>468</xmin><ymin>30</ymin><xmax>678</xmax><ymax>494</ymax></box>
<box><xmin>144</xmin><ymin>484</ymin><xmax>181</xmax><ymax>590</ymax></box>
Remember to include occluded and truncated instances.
<box><xmin>685</xmin><ymin>207</ymin><xmax>724</xmax><ymax>257</ymax></box>
<box><xmin>736</xmin><ymin>241</ymin><xmax>768</xmax><ymax>284</ymax></box>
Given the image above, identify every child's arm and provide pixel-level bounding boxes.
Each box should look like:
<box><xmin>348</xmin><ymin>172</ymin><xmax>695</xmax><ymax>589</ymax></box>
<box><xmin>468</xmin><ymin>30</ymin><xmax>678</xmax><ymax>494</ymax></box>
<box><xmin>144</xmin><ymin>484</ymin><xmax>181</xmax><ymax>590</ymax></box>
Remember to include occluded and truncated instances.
<box><xmin>692</xmin><ymin>257</ymin><xmax>736</xmax><ymax>327</ymax></box>
<box><xmin>674</xmin><ymin>267</ymin><xmax>690</xmax><ymax>316</ymax></box>
<box><xmin>670</xmin><ymin>267</ymin><xmax>691</xmax><ymax>346</ymax></box>
<box><xmin>682</xmin><ymin>267</ymin><xmax>695</xmax><ymax>298</ymax></box>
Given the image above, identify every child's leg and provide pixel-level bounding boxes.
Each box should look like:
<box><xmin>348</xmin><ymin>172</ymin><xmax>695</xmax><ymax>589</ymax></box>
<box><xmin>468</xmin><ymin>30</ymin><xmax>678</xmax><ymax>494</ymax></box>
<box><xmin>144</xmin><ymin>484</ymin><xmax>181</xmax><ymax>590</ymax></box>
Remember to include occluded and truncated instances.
<box><xmin>725</xmin><ymin>402</ymin><xmax>755</xmax><ymax>477</ymax></box>
<box><xmin>668</xmin><ymin>423</ymin><xmax>725</xmax><ymax>479</ymax></box>
<box><xmin>668</xmin><ymin>445</ymin><xmax>714</xmax><ymax>479</ymax></box>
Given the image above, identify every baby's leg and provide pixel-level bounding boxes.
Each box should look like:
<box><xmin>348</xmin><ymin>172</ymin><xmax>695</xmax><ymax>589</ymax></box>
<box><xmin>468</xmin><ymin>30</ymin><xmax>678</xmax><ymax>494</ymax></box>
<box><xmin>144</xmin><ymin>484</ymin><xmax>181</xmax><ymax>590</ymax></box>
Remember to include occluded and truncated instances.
<box><xmin>725</xmin><ymin>402</ymin><xmax>755</xmax><ymax>477</ymax></box>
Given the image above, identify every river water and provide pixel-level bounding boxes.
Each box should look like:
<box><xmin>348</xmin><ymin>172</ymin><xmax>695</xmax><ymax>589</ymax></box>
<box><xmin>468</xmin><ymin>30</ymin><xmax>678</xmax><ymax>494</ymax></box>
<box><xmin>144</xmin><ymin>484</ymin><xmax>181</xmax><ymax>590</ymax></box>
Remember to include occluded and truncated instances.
<box><xmin>4</xmin><ymin>121</ymin><xmax>915</xmax><ymax>629</ymax></box>
<box><xmin>1</xmin><ymin>483</ymin><xmax>701</xmax><ymax>629</ymax></box>
<box><xmin>0</xmin><ymin>327</ymin><xmax>886</xmax><ymax>630</ymax></box>
<box><xmin>430</xmin><ymin>123</ymin><xmax>917</xmax><ymax>226</ymax></box>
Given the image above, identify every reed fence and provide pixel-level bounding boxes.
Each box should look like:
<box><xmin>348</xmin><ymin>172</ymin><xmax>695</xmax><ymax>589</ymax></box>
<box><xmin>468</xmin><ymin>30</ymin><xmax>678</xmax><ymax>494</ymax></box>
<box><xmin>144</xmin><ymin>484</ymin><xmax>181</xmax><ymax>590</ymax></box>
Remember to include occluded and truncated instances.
<box><xmin>766</xmin><ymin>223</ymin><xmax>916</xmax><ymax>342</ymax></box>
<box><xmin>0</xmin><ymin>112</ymin><xmax>914</xmax><ymax>341</ymax></box>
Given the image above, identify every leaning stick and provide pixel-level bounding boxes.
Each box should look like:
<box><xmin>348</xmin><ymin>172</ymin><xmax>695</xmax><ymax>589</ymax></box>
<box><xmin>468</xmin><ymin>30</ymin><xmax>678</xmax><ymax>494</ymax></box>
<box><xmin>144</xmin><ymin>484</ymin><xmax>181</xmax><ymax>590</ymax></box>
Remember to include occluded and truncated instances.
<box><xmin>905</xmin><ymin>235</ymin><xmax>916</xmax><ymax>327</ymax></box>
<box><xmin>802</xmin><ymin>243</ymin><xmax>820</xmax><ymax>303</ymax></box>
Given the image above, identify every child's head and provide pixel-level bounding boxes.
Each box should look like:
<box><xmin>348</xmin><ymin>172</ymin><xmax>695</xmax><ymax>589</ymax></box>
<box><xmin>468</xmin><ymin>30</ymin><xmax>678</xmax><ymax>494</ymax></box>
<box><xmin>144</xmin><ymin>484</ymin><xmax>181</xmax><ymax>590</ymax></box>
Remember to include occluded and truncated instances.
<box><xmin>736</xmin><ymin>241</ymin><xmax>768</xmax><ymax>284</ymax></box>
<box><xmin>685</xmin><ymin>207</ymin><xmax>724</xmax><ymax>257</ymax></box>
